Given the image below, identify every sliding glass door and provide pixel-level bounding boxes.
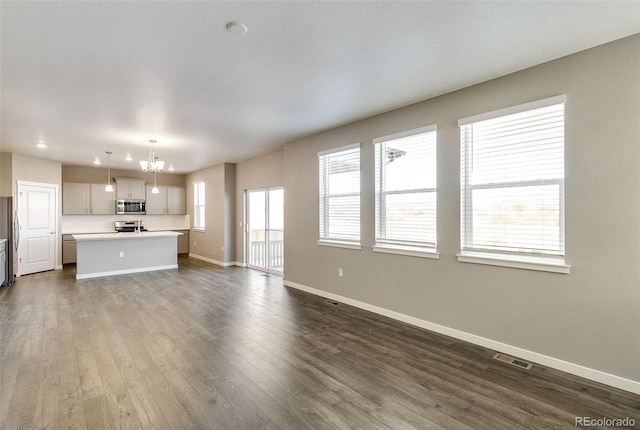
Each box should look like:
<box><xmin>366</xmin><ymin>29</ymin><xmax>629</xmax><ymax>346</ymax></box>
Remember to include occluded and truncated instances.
<box><xmin>246</xmin><ymin>187</ymin><xmax>283</xmax><ymax>274</ymax></box>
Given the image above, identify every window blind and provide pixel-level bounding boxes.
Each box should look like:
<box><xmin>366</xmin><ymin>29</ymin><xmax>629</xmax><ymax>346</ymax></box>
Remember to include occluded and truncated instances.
<box><xmin>459</xmin><ymin>96</ymin><xmax>566</xmax><ymax>259</ymax></box>
<box><xmin>374</xmin><ymin>125</ymin><xmax>437</xmax><ymax>249</ymax></box>
<box><xmin>318</xmin><ymin>144</ymin><xmax>361</xmax><ymax>243</ymax></box>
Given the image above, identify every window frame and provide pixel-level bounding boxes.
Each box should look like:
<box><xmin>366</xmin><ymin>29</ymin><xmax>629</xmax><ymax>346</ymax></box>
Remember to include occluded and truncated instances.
<box><xmin>193</xmin><ymin>181</ymin><xmax>205</xmax><ymax>231</ymax></box>
<box><xmin>317</xmin><ymin>143</ymin><xmax>362</xmax><ymax>250</ymax></box>
<box><xmin>457</xmin><ymin>95</ymin><xmax>570</xmax><ymax>273</ymax></box>
<box><xmin>373</xmin><ymin>124</ymin><xmax>439</xmax><ymax>259</ymax></box>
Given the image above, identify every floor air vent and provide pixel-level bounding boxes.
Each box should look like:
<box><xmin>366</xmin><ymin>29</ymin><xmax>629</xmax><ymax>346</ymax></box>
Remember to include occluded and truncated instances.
<box><xmin>325</xmin><ymin>300</ymin><xmax>340</xmax><ymax>306</ymax></box>
<box><xmin>492</xmin><ymin>353</ymin><xmax>533</xmax><ymax>370</ymax></box>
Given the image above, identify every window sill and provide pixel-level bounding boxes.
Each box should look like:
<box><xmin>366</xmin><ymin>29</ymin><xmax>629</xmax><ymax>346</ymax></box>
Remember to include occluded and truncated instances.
<box><xmin>457</xmin><ymin>252</ymin><xmax>570</xmax><ymax>274</ymax></box>
<box><xmin>317</xmin><ymin>240</ymin><xmax>362</xmax><ymax>250</ymax></box>
<box><xmin>373</xmin><ymin>244</ymin><xmax>439</xmax><ymax>259</ymax></box>
<box><xmin>193</xmin><ymin>228</ymin><xmax>206</xmax><ymax>233</ymax></box>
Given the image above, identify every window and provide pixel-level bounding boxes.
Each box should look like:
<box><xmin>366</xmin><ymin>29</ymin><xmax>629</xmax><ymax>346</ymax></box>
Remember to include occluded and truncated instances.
<box><xmin>458</xmin><ymin>95</ymin><xmax>569</xmax><ymax>273</ymax></box>
<box><xmin>318</xmin><ymin>143</ymin><xmax>361</xmax><ymax>249</ymax></box>
<box><xmin>373</xmin><ymin>125</ymin><xmax>438</xmax><ymax>258</ymax></box>
<box><xmin>193</xmin><ymin>181</ymin><xmax>205</xmax><ymax>230</ymax></box>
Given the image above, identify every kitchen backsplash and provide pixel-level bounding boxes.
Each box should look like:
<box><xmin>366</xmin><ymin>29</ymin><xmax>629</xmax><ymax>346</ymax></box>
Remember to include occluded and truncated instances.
<box><xmin>62</xmin><ymin>214</ymin><xmax>190</xmax><ymax>233</ymax></box>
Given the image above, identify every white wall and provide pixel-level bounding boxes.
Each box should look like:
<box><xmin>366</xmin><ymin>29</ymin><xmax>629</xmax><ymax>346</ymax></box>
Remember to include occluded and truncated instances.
<box><xmin>283</xmin><ymin>35</ymin><xmax>640</xmax><ymax>389</ymax></box>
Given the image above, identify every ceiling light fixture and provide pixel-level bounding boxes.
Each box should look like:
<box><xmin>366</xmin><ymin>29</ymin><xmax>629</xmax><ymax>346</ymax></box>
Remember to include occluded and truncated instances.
<box><xmin>125</xmin><ymin>155</ymin><xmax>132</xmax><ymax>161</ymax></box>
<box><xmin>140</xmin><ymin>139</ymin><xmax>164</xmax><ymax>173</ymax></box>
<box><xmin>93</xmin><ymin>158</ymin><xmax>101</xmax><ymax>165</ymax></box>
<box><xmin>36</xmin><ymin>142</ymin><xmax>47</xmax><ymax>148</ymax></box>
<box><xmin>226</xmin><ymin>21</ymin><xmax>247</xmax><ymax>35</ymax></box>
<box><xmin>105</xmin><ymin>151</ymin><xmax>114</xmax><ymax>192</ymax></box>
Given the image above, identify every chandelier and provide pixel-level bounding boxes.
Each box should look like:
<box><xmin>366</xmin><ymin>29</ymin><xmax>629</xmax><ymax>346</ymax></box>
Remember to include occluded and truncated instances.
<box><xmin>140</xmin><ymin>139</ymin><xmax>165</xmax><ymax>173</ymax></box>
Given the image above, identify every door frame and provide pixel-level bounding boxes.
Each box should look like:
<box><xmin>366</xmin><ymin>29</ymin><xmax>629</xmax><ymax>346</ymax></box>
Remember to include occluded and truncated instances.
<box><xmin>244</xmin><ymin>186</ymin><xmax>284</xmax><ymax>275</ymax></box>
<box><xmin>16</xmin><ymin>180</ymin><xmax>59</xmax><ymax>276</ymax></box>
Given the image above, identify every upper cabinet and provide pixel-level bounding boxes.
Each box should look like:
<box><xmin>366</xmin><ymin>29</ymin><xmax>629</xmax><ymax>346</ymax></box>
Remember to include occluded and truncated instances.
<box><xmin>90</xmin><ymin>184</ymin><xmax>115</xmax><ymax>215</ymax></box>
<box><xmin>64</xmin><ymin>178</ymin><xmax>184</xmax><ymax>216</ymax></box>
<box><xmin>63</xmin><ymin>183</ymin><xmax>115</xmax><ymax>215</ymax></box>
<box><xmin>115</xmin><ymin>178</ymin><xmax>145</xmax><ymax>200</ymax></box>
<box><xmin>145</xmin><ymin>186</ymin><xmax>167</xmax><ymax>215</ymax></box>
<box><xmin>63</xmin><ymin>183</ymin><xmax>91</xmax><ymax>214</ymax></box>
<box><xmin>146</xmin><ymin>186</ymin><xmax>185</xmax><ymax>215</ymax></box>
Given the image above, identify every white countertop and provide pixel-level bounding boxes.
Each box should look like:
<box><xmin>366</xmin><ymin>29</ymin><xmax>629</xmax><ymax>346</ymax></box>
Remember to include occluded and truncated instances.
<box><xmin>73</xmin><ymin>231</ymin><xmax>183</xmax><ymax>241</ymax></box>
<box><xmin>63</xmin><ymin>228</ymin><xmax>190</xmax><ymax>235</ymax></box>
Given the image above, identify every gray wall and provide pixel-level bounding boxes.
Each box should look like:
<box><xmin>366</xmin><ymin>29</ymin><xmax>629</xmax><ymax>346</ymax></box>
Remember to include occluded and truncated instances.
<box><xmin>234</xmin><ymin>150</ymin><xmax>284</xmax><ymax>264</ymax></box>
<box><xmin>0</xmin><ymin>153</ymin><xmax>12</xmax><ymax>196</ymax></box>
<box><xmin>186</xmin><ymin>162</ymin><xmax>235</xmax><ymax>264</ymax></box>
<box><xmin>283</xmin><ymin>35</ymin><xmax>640</xmax><ymax>381</ymax></box>
<box><xmin>224</xmin><ymin>163</ymin><xmax>236</xmax><ymax>263</ymax></box>
<box><xmin>62</xmin><ymin>165</ymin><xmax>186</xmax><ymax>187</ymax></box>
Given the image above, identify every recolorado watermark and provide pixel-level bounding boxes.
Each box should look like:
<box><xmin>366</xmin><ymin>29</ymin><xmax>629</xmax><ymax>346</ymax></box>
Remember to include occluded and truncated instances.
<box><xmin>575</xmin><ymin>416</ymin><xmax>636</xmax><ymax>427</ymax></box>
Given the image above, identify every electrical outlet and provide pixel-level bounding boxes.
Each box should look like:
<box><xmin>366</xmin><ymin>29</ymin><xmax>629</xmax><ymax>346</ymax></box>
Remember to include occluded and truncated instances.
<box><xmin>119</xmin><ymin>251</ymin><xmax>124</xmax><ymax>258</ymax></box>
<box><xmin>193</xmin><ymin>240</ymin><xmax>197</xmax><ymax>246</ymax></box>
<box><xmin>338</xmin><ymin>268</ymin><xmax>343</xmax><ymax>277</ymax></box>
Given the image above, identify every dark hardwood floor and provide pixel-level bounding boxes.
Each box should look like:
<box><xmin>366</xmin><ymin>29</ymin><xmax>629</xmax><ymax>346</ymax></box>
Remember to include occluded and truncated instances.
<box><xmin>1</xmin><ymin>257</ymin><xmax>638</xmax><ymax>429</ymax></box>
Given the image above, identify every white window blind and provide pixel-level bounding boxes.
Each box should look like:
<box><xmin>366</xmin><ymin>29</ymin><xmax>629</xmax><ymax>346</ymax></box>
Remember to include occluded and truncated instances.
<box><xmin>374</xmin><ymin>125</ymin><xmax>437</xmax><ymax>251</ymax></box>
<box><xmin>318</xmin><ymin>143</ymin><xmax>361</xmax><ymax>244</ymax></box>
<box><xmin>459</xmin><ymin>95</ymin><xmax>566</xmax><ymax>261</ymax></box>
<box><xmin>193</xmin><ymin>181</ymin><xmax>205</xmax><ymax>230</ymax></box>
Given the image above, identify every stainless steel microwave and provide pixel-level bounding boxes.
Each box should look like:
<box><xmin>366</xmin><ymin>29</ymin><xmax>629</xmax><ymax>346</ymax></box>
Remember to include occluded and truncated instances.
<box><xmin>116</xmin><ymin>199</ymin><xmax>146</xmax><ymax>215</ymax></box>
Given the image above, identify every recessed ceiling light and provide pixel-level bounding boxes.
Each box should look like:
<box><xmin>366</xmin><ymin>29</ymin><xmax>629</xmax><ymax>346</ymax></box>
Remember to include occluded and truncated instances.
<box><xmin>226</xmin><ymin>21</ymin><xmax>247</xmax><ymax>35</ymax></box>
<box><xmin>93</xmin><ymin>158</ymin><xmax>101</xmax><ymax>165</ymax></box>
<box><xmin>36</xmin><ymin>142</ymin><xmax>47</xmax><ymax>148</ymax></box>
<box><xmin>168</xmin><ymin>165</ymin><xmax>175</xmax><ymax>172</ymax></box>
<box><xmin>125</xmin><ymin>155</ymin><xmax>132</xmax><ymax>161</ymax></box>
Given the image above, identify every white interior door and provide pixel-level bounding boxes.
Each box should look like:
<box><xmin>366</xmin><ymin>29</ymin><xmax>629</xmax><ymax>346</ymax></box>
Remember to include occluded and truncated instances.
<box><xmin>246</xmin><ymin>187</ymin><xmax>284</xmax><ymax>274</ymax></box>
<box><xmin>17</xmin><ymin>182</ymin><xmax>57</xmax><ymax>276</ymax></box>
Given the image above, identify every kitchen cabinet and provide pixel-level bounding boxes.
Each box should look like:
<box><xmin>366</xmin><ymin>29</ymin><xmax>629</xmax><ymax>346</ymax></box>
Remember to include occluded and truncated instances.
<box><xmin>63</xmin><ymin>183</ymin><xmax>91</xmax><ymax>214</ymax></box>
<box><xmin>63</xmin><ymin>183</ymin><xmax>115</xmax><ymax>215</ymax></box>
<box><xmin>116</xmin><ymin>179</ymin><xmax>145</xmax><ymax>200</ymax></box>
<box><xmin>146</xmin><ymin>186</ymin><xmax>185</xmax><ymax>215</ymax></box>
<box><xmin>175</xmin><ymin>230</ymin><xmax>189</xmax><ymax>254</ymax></box>
<box><xmin>74</xmin><ymin>231</ymin><xmax>180</xmax><ymax>279</ymax></box>
<box><xmin>90</xmin><ymin>184</ymin><xmax>115</xmax><ymax>214</ymax></box>
<box><xmin>62</xmin><ymin>234</ymin><xmax>77</xmax><ymax>264</ymax></box>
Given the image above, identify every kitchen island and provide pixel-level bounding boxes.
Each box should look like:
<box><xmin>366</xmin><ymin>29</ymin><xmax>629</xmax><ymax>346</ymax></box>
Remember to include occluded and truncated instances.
<box><xmin>73</xmin><ymin>231</ymin><xmax>182</xmax><ymax>279</ymax></box>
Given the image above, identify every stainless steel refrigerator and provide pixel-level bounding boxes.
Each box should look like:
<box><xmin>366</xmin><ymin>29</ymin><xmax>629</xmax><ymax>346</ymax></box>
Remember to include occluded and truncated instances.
<box><xmin>0</xmin><ymin>197</ymin><xmax>15</xmax><ymax>286</ymax></box>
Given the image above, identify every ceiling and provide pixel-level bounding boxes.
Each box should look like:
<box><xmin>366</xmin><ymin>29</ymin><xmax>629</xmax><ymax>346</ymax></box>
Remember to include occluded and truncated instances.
<box><xmin>1</xmin><ymin>2</ymin><xmax>638</xmax><ymax>174</ymax></box>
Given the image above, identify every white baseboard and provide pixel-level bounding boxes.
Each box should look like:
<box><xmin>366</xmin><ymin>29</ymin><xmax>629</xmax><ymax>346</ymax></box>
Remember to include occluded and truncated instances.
<box><xmin>233</xmin><ymin>261</ymin><xmax>246</xmax><ymax>267</ymax></box>
<box><xmin>283</xmin><ymin>279</ymin><xmax>640</xmax><ymax>395</ymax></box>
<box><xmin>188</xmin><ymin>253</ymin><xmax>235</xmax><ymax>267</ymax></box>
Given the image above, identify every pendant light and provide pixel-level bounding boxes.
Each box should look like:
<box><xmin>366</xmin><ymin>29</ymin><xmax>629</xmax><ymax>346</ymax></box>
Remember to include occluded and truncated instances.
<box><xmin>105</xmin><ymin>151</ymin><xmax>114</xmax><ymax>192</ymax></box>
<box><xmin>152</xmin><ymin>171</ymin><xmax>159</xmax><ymax>194</ymax></box>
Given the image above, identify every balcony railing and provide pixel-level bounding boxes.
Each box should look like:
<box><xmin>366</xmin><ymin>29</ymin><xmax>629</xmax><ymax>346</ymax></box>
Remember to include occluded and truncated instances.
<box><xmin>250</xmin><ymin>240</ymin><xmax>284</xmax><ymax>271</ymax></box>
